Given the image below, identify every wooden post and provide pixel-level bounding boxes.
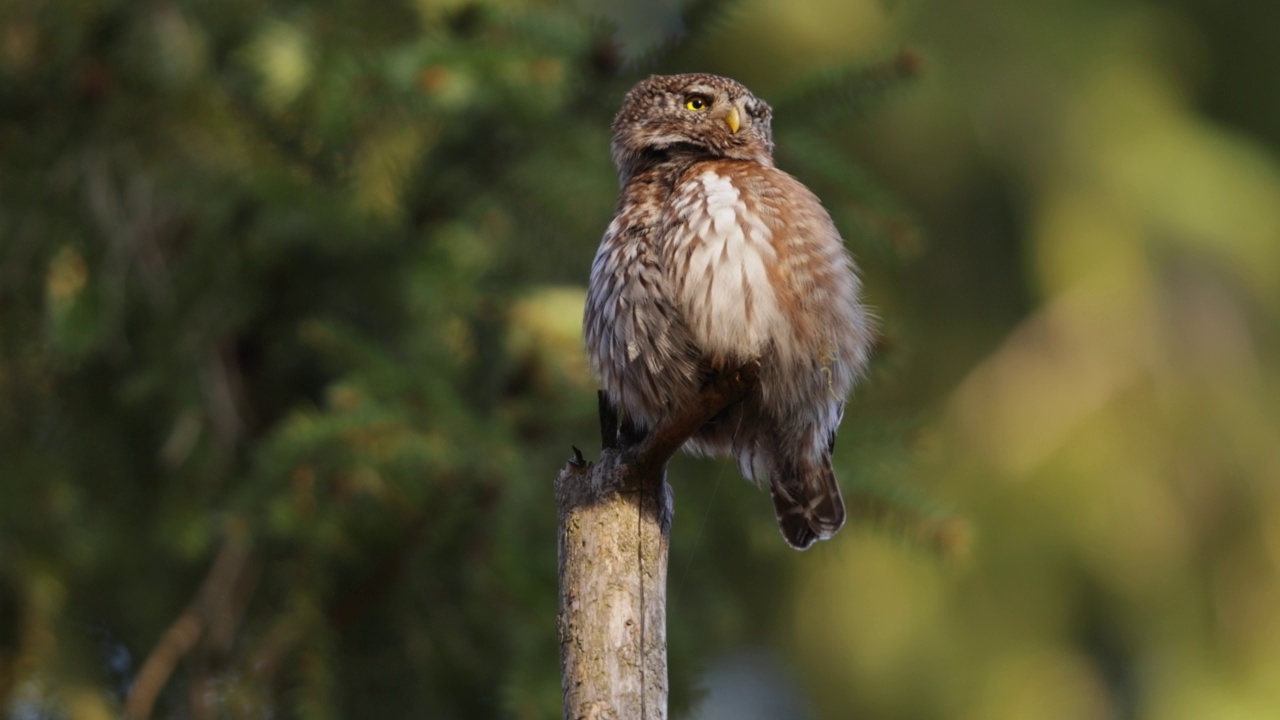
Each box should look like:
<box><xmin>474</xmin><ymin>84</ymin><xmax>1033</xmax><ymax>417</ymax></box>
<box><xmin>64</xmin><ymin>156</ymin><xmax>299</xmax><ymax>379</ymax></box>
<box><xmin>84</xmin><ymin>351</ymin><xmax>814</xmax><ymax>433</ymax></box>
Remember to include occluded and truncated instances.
<box><xmin>555</xmin><ymin>364</ymin><xmax>757</xmax><ymax>720</ymax></box>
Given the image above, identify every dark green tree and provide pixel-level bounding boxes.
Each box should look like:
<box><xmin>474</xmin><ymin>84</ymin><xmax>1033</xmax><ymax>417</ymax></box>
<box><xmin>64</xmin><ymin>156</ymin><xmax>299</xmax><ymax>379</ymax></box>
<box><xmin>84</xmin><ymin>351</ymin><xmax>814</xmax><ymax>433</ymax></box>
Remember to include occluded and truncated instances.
<box><xmin>1</xmin><ymin>0</ymin><xmax>922</xmax><ymax>717</ymax></box>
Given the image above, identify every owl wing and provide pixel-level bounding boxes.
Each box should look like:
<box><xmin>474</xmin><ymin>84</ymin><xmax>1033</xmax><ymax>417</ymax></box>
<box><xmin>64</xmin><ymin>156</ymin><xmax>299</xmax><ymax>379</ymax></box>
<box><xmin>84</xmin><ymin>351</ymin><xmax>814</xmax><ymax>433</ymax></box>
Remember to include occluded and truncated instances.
<box><xmin>584</xmin><ymin>209</ymin><xmax>701</xmax><ymax>430</ymax></box>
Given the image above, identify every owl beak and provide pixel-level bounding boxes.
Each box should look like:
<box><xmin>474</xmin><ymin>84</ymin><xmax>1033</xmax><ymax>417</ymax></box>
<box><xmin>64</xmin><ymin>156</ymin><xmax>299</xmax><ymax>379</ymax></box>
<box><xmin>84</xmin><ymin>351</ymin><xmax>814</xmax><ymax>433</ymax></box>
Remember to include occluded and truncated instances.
<box><xmin>725</xmin><ymin>106</ymin><xmax>741</xmax><ymax>134</ymax></box>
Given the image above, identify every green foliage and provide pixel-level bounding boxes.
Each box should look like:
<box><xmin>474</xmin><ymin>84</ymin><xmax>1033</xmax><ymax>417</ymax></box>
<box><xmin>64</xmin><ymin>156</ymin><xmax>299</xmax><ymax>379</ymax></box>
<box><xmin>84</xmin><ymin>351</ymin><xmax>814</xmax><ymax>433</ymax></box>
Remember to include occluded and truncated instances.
<box><xmin>20</xmin><ymin>1</ymin><xmax>1276</xmax><ymax>719</ymax></box>
<box><xmin>0</xmin><ymin>0</ymin><xmax>918</xmax><ymax>717</ymax></box>
<box><xmin>774</xmin><ymin>47</ymin><xmax>923</xmax><ymax>130</ymax></box>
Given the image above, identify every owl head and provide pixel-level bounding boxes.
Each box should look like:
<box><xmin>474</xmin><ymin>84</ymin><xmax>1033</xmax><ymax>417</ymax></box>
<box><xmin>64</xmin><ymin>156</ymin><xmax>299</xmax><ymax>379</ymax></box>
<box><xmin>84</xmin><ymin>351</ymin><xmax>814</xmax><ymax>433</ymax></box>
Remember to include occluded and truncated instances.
<box><xmin>611</xmin><ymin>73</ymin><xmax>775</xmax><ymax>182</ymax></box>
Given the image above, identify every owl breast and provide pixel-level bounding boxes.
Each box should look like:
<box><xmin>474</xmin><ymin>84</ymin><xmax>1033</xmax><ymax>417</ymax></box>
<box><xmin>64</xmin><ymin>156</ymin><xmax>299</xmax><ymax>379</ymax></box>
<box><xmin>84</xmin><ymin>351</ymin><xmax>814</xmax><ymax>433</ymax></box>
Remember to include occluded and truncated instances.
<box><xmin>664</xmin><ymin>168</ymin><xmax>785</xmax><ymax>362</ymax></box>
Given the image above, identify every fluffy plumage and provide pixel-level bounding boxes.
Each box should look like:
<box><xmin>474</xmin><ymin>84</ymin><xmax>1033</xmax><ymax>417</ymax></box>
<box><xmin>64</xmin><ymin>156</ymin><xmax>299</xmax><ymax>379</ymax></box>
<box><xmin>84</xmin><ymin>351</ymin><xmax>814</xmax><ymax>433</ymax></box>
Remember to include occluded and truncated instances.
<box><xmin>583</xmin><ymin>73</ymin><xmax>874</xmax><ymax>549</ymax></box>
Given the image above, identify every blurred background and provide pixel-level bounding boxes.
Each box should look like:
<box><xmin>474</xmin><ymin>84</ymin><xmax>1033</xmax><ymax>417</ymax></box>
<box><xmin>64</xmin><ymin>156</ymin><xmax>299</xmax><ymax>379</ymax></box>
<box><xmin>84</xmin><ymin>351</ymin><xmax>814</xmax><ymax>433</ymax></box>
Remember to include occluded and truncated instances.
<box><xmin>3</xmin><ymin>0</ymin><xmax>1279</xmax><ymax>718</ymax></box>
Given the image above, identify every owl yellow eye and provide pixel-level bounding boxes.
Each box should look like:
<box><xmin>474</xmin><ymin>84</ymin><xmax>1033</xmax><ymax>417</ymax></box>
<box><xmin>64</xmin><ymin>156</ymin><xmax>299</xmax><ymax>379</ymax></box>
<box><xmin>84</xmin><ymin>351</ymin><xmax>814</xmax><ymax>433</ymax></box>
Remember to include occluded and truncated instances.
<box><xmin>684</xmin><ymin>94</ymin><xmax>711</xmax><ymax>111</ymax></box>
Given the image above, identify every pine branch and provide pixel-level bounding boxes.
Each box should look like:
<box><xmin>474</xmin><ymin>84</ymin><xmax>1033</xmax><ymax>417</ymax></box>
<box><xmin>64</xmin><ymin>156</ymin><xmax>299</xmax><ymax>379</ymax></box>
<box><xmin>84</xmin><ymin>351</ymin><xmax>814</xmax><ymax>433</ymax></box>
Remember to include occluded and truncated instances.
<box><xmin>778</xmin><ymin>129</ymin><xmax>922</xmax><ymax>260</ymax></box>
<box><xmin>774</xmin><ymin>46</ymin><xmax>924</xmax><ymax>128</ymax></box>
<box><xmin>124</xmin><ymin>522</ymin><xmax>252</xmax><ymax>720</ymax></box>
<box><xmin>679</xmin><ymin>0</ymin><xmax>752</xmax><ymax>38</ymax></box>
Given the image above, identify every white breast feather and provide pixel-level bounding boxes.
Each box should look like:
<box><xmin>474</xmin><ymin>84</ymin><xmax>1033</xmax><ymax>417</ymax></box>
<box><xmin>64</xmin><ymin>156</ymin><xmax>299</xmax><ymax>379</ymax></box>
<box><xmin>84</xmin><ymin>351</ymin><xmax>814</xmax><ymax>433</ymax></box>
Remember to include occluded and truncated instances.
<box><xmin>673</xmin><ymin>171</ymin><xmax>782</xmax><ymax>358</ymax></box>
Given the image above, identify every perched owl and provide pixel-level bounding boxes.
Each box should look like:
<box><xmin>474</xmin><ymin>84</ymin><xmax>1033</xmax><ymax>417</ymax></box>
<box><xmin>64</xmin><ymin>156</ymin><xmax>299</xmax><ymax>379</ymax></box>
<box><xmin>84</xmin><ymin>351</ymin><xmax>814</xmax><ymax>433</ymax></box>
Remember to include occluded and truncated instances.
<box><xmin>583</xmin><ymin>73</ymin><xmax>874</xmax><ymax>550</ymax></box>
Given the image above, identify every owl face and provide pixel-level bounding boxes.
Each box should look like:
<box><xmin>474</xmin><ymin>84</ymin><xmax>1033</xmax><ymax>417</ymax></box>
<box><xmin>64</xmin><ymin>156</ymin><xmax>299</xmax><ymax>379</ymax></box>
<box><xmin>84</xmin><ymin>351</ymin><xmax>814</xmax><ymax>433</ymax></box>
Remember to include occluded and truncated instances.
<box><xmin>611</xmin><ymin>73</ymin><xmax>775</xmax><ymax>181</ymax></box>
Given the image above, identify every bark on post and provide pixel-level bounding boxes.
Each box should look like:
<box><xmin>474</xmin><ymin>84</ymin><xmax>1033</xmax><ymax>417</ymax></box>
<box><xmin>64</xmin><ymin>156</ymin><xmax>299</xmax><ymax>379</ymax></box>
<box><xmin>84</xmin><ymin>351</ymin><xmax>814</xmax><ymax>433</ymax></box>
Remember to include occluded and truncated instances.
<box><xmin>556</xmin><ymin>363</ymin><xmax>757</xmax><ymax>720</ymax></box>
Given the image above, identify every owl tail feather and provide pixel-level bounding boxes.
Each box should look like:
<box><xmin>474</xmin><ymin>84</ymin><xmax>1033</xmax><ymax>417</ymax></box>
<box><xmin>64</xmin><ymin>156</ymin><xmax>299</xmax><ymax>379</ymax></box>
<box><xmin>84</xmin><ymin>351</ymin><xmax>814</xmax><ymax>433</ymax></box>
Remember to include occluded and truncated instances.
<box><xmin>770</xmin><ymin>458</ymin><xmax>847</xmax><ymax>550</ymax></box>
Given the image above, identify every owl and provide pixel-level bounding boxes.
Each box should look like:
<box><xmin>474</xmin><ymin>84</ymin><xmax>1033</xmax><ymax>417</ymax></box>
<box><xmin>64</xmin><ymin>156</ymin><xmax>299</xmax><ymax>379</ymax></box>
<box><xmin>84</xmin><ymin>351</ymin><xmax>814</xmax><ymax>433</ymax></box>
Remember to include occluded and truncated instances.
<box><xmin>583</xmin><ymin>73</ymin><xmax>874</xmax><ymax>550</ymax></box>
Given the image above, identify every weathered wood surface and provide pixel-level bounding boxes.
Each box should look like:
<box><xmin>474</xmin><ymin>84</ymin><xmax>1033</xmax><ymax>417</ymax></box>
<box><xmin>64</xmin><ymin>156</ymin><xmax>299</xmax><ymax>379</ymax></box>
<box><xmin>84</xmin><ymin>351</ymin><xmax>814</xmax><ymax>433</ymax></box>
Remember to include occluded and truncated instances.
<box><xmin>555</xmin><ymin>364</ymin><xmax>757</xmax><ymax>720</ymax></box>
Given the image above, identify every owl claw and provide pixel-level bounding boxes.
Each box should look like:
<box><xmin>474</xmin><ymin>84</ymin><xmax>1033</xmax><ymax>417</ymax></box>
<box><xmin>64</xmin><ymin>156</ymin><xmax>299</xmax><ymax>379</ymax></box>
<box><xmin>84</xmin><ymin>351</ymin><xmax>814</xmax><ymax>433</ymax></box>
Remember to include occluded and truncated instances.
<box><xmin>569</xmin><ymin>445</ymin><xmax>588</xmax><ymax>468</ymax></box>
